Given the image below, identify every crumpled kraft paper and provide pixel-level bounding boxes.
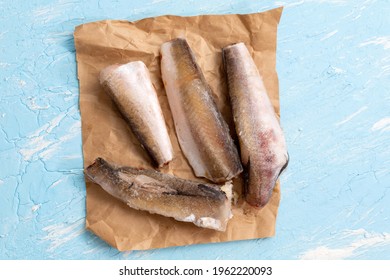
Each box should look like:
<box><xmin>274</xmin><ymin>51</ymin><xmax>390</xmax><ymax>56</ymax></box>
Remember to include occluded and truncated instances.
<box><xmin>74</xmin><ymin>7</ymin><xmax>283</xmax><ymax>251</ymax></box>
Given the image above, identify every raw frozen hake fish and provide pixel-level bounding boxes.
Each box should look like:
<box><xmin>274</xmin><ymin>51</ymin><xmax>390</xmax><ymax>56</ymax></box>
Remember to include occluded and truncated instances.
<box><xmin>160</xmin><ymin>38</ymin><xmax>243</xmax><ymax>183</ymax></box>
<box><xmin>85</xmin><ymin>158</ymin><xmax>233</xmax><ymax>231</ymax></box>
<box><xmin>222</xmin><ymin>42</ymin><xmax>289</xmax><ymax>208</ymax></box>
<box><xmin>99</xmin><ymin>61</ymin><xmax>173</xmax><ymax>167</ymax></box>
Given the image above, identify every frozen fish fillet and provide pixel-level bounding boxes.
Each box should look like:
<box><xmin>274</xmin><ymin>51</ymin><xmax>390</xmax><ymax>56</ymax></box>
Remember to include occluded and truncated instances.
<box><xmin>160</xmin><ymin>38</ymin><xmax>243</xmax><ymax>183</ymax></box>
<box><xmin>100</xmin><ymin>61</ymin><xmax>173</xmax><ymax>167</ymax></box>
<box><xmin>85</xmin><ymin>158</ymin><xmax>233</xmax><ymax>231</ymax></box>
<box><xmin>223</xmin><ymin>42</ymin><xmax>289</xmax><ymax>208</ymax></box>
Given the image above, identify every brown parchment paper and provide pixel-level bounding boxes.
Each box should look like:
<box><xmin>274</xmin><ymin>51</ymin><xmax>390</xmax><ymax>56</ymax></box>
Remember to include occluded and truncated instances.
<box><xmin>74</xmin><ymin>7</ymin><xmax>283</xmax><ymax>251</ymax></box>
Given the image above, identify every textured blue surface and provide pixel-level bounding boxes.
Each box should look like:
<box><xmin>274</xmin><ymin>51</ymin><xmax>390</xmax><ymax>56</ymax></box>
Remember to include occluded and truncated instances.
<box><xmin>0</xmin><ymin>0</ymin><xmax>389</xmax><ymax>259</ymax></box>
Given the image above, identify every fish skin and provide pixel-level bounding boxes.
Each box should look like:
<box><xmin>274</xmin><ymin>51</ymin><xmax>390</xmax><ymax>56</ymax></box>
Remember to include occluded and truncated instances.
<box><xmin>99</xmin><ymin>61</ymin><xmax>173</xmax><ymax>167</ymax></box>
<box><xmin>222</xmin><ymin>42</ymin><xmax>289</xmax><ymax>208</ymax></box>
<box><xmin>160</xmin><ymin>38</ymin><xmax>243</xmax><ymax>183</ymax></box>
<box><xmin>85</xmin><ymin>158</ymin><xmax>233</xmax><ymax>231</ymax></box>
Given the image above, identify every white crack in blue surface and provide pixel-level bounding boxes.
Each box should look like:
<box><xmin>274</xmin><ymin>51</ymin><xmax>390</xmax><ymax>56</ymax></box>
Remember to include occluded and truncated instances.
<box><xmin>0</xmin><ymin>0</ymin><xmax>389</xmax><ymax>259</ymax></box>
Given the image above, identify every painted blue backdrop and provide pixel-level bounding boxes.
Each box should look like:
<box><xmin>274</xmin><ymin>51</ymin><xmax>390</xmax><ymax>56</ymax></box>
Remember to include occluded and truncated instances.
<box><xmin>0</xmin><ymin>0</ymin><xmax>389</xmax><ymax>259</ymax></box>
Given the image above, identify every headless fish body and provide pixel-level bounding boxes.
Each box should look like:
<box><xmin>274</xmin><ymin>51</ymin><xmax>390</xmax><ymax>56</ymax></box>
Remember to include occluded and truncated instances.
<box><xmin>222</xmin><ymin>43</ymin><xmax>288</xmax><ymax>208</ymax></box>
<box><xmin>160</xmin><ymin>38</ymin><xmax>243</xmax><ymax>183</ymax></box>
<box><xmin>85</xmin><ymin>158</ymin><xmax>233</xmax><ymax>231</ymax></box>
<box><xmin>100</xmin><ymin>61</ymin><xmax>173</xmax><ymax>167</ymax></box>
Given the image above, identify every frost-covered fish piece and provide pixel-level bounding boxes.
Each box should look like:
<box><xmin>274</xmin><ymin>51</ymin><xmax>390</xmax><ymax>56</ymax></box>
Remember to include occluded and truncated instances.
<box><xmin>160</xmin><ymin>38</ymin><xmax>243</xmax><ymax>183</ymax></box>
<box><xmin>100</xmin><ymin>61</ymin><xmax>173</xmax><ymax>167</ymax></box>
<box><xmin>85</xmin><ymin>158</ymin><xmax>233</xmax><ymax>231</ymax></box>
<box><xmin>222</xmin><ymin>42</ymin><xmax>289</xmax><ymax>208</ymax></box>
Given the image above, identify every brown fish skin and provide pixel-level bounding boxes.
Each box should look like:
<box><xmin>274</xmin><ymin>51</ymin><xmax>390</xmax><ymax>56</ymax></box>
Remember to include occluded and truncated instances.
<box><xmin>222</xmin><ymin>42</ymin><xmax>289</xmax><ymax>208</ymax></box>
<box><xmin>85</xmin><ymin>158</ymin><xmax>233</xmax><ymax>231</ymax></box>
<box><xmin>160</xmin><ymin>38</ymin><xmax>243</xmax><ymax>183</ymax></box>
<box><xmin>99</xmin><ymin>61</ymin><xmax>173</xmax><ymax>167</ymax></box>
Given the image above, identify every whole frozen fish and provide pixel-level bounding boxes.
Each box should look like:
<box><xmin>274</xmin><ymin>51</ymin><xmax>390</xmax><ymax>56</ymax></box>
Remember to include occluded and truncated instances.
<box><xmin>160</xmin><ymin>38</ymin><xmax>243</xmax><ymax>183</ymax></box>
<box><xmin>222</xmin><ymin>42</ymin><xmax>289</xmax><ymax>208</ymax></box>
<box><xmin>85</xmin><ymin>158</ymin><xmax>233</xmax><ymax>231</ymax></box>
<box><xmin>100</xmin><ymin>61</ymin><xmax>173</xmax><ymax>167</ymax></box>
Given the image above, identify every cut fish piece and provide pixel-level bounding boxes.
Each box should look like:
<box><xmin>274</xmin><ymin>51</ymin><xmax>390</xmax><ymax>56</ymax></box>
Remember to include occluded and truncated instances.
<box><xmin>160</xmin><ymin>38</ymin><xmax>243</xmax><ymax>183</ymax></box>
<box><xmin>222</xmin><ymin>42</ymin><xmax>289</xmax><ymax>208</ymax></box>
<box><xmin>85</xmin><ymin>158</ymin><xmax>233</xmax><ymax>231</ymax></box>
<box><xmin>100</xmin><ymin>61</ymin><xmax>173</xmax><ymax>167</ymax></box>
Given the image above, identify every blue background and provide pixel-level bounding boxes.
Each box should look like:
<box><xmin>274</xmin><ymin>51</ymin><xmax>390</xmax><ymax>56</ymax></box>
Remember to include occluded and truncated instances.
<box><xmin>0</xmin><ymin>0</ymin><xmax>389</xmax><ymax>259</ymax></box>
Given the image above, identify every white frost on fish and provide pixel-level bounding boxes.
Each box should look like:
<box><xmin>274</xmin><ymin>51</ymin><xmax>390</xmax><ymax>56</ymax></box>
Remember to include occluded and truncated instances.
<box><xmin>100</xmin><ymin>61</ymin><xmax>173</xmax><ymax>167</ymax></box>
<box><xmin>85</xmin><ymin>158</ymin><xmax>233</xmax><ymax>231</ymax></box>
<box><xmin>160</xmin><ymin>38</ymin><xmax>242</xmax><ymax>182</ymax></box>
<box><xmin>223</xmin><ymin>42</ymin><xmax>288</xmax><ymax>207</ymax></box>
